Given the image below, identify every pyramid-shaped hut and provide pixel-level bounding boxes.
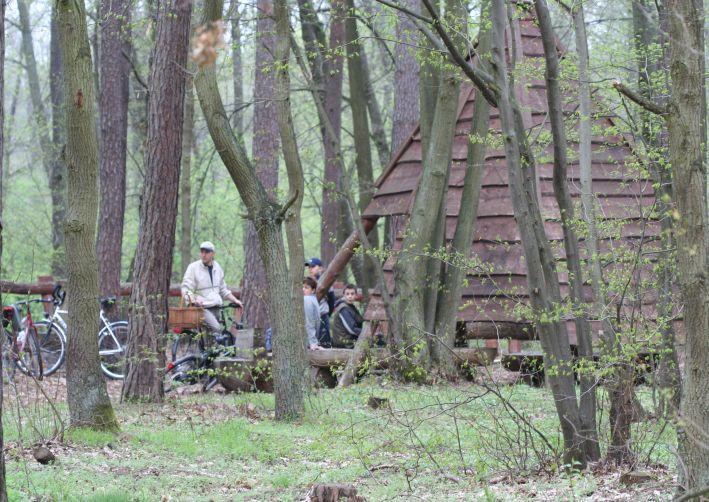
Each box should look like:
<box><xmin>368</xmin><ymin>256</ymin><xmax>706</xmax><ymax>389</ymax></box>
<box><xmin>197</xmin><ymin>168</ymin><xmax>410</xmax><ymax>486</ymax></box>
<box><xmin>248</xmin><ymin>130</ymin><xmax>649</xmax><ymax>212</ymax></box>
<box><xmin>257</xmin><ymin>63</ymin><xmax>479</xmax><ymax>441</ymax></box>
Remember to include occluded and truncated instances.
<box><xmin>326</xmin><ymin>3</ymin><xmax>661</xmax><ymax>353</ymax></box>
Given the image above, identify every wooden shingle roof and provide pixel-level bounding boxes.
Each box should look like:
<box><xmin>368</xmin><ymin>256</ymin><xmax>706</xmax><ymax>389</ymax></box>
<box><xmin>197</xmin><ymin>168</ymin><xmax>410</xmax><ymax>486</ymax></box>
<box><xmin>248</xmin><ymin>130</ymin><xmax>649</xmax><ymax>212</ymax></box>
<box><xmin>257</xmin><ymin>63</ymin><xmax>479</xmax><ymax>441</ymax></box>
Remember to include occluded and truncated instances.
<box><xmin>362</xmin><ymin>5</ymin><xmax>661</xmax><ymax>343</ymax></box>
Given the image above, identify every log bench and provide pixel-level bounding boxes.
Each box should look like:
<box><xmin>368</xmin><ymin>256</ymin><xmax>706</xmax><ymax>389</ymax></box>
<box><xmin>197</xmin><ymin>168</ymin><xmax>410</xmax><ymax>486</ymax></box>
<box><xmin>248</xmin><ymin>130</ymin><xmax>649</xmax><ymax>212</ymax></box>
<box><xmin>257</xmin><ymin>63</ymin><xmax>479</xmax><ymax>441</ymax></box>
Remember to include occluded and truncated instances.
<box><xmin>215</xmin><ymin>346</ymin><xmax>498</xmax><ymax>393</ymax></box>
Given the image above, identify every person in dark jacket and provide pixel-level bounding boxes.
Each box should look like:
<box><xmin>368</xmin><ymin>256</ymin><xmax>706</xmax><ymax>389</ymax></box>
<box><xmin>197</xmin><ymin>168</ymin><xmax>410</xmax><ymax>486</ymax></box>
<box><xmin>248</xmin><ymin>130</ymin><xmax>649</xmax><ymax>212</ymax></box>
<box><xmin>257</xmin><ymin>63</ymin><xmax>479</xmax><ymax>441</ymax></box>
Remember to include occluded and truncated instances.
<box><xmin>331</xmin><ymin>284</ymin><xmax>364</xmax><ymax>348</ymax></box>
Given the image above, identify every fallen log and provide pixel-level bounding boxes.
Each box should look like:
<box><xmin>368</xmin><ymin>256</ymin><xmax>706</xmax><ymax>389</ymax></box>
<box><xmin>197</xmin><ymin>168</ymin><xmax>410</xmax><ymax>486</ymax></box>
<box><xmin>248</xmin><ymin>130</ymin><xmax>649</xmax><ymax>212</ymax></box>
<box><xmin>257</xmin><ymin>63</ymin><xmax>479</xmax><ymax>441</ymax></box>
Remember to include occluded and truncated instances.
<box><xmin>216</xmin><ymin>345</ymin><xmax>498</xmax><ymax>392</ymax></box>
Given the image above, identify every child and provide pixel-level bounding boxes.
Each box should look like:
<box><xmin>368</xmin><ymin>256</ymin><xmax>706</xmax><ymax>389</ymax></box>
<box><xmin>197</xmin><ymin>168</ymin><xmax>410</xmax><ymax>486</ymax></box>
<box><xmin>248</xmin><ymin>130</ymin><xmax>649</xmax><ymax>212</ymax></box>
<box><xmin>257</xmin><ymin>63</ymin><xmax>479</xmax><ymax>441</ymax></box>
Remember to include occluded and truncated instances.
<box><xmin>330</xmin><ymin>284</ymin><xmax>364</xmax><ymax>348</ymax></box>
<box><xmin>302</xmin><ymin>277</ymin><xmax>323</xmax><ymax>350</ymax></box>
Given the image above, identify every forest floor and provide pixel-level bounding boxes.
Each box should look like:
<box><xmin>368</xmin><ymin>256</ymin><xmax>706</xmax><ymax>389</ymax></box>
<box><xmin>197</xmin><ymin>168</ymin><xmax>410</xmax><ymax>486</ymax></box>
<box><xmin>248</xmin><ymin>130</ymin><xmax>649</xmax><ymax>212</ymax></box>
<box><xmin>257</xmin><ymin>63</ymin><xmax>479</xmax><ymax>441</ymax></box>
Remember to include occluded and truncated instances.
<box><xmin>2</xmin><ymin>369</ymin><xmax>677</xmax><ymax>501</ymax></box>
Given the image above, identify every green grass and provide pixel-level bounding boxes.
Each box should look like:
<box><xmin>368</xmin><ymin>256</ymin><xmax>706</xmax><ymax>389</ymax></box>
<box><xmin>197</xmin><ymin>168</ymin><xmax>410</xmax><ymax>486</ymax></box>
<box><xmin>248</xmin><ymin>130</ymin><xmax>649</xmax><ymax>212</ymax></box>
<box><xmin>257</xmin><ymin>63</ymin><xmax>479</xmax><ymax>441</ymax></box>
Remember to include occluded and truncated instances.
<box><xmin>4</xmin><ymin>381</ymin><xmax>677</xmax><ymax>501</ymax></box>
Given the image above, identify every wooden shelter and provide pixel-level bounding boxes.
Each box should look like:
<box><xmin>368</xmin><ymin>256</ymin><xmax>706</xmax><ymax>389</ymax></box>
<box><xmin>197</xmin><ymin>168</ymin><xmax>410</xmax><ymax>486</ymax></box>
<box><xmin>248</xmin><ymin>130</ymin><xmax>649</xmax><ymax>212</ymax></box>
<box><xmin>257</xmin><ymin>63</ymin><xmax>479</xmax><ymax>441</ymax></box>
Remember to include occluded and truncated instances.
<box><xmin>321</xmin><ymin>4</ymin><xmax>662</xmax><ymax>352</ymax></box>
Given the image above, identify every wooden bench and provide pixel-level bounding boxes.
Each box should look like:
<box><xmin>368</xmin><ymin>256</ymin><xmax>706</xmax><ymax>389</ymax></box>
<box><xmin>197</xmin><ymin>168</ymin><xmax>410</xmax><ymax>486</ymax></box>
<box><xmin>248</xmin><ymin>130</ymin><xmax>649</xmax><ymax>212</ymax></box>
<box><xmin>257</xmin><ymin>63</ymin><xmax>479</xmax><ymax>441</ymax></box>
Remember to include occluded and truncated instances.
<box><xmin>216</xmin><ymin>346</ymin><xmax>498</xmax><ymax>392</ymax></box>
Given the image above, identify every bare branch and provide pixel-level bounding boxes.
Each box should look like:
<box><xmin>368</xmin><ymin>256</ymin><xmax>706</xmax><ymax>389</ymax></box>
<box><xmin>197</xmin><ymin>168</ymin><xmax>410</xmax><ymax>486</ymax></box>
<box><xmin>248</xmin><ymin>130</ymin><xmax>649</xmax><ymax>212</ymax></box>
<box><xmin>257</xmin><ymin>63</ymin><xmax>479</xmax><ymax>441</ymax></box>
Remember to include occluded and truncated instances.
<box><xmin>122</xmin><ymin>49</ymin><xmax>148</xmax><ymax>90</ymax></box>
<box><xmin>613</xmin><ymin>81</ymin><xmax>668</xmax><ymax>115</ymax></box>
<box><xmin>419</xmin><ymin>0</ymin><xmax>499</xmax><ymax>106</ymax></box>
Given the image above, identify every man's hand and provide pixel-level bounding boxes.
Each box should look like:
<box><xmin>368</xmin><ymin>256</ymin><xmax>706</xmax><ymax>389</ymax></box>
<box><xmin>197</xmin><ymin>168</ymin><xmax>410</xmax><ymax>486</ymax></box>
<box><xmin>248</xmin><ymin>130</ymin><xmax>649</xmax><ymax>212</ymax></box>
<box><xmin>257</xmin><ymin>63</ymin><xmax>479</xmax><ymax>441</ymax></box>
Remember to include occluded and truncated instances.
<box><xmin>193</xmin><ymin>299</ymin><xmax>203</xmax><ymax>307</ymax></box>
<box><xmin>309</xmin><ymin>344</ymin><xmax>323</xmax><ymax>351</ymax></box>
<box><xmin>226</xmin><ymin>294</ymin><xmax>243</xmax><ymax>309</ymax></box>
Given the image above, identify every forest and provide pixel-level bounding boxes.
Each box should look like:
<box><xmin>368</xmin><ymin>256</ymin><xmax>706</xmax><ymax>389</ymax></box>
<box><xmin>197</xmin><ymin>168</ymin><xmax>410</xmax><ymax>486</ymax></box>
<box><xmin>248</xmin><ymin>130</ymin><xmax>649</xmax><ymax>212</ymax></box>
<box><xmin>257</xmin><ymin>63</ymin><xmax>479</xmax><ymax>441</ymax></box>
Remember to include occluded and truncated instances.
<box><xmin>0</xmin><ymin>0</ymin><xmax>706</xmax><ymax>499</ymax></box>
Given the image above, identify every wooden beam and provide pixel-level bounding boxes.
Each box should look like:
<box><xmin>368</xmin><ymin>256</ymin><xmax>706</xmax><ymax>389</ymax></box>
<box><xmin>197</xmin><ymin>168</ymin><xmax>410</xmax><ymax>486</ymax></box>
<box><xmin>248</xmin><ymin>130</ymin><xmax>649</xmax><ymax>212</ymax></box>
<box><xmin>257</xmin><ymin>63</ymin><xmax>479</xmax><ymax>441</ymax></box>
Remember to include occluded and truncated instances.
<box><xmin>0</xmin><ymin>280</ymin><xmax>240</xmax><ymax>299</ymax></box>
<box><xmin>316</xmin><ymin>217</ymin><xmax>378</xmax><ymax>301</ymax></box>
<box><xmin>462</xmin><ymin>321</ymin><xmax>536</xmax><ymax>340</ymax></box>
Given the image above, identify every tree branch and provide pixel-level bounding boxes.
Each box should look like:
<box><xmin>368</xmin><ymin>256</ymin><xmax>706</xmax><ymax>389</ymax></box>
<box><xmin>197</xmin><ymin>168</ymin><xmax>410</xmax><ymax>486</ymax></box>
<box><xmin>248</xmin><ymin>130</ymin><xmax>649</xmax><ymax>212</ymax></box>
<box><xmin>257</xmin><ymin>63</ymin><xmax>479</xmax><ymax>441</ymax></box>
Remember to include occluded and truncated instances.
<box><xmin>122</xmin><ymin>49</ymin><xmax>148</xmax><ymax>90</ymax></box>
<box><xmin>613</xmin><ymin>81</ymin><xmax>668</xmax><ymax>115</ymax></box>
<box><xmin>419</xmin><ymin>0</ymin><xmax>499</xmax><ymax>106</ymax></box>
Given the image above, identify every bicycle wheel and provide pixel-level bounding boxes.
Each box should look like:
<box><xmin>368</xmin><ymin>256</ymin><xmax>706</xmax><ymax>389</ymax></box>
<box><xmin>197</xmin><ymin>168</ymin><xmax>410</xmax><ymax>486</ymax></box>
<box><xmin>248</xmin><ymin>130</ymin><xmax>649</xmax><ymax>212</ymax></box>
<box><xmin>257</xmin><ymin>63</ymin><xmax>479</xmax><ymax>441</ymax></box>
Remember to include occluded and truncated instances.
<box><xmin>16</xmin><ymin>325</ymin><xmax>44</xmax><ymax>379</ymax></box>
<box><xmin>33</xmin><ymin>320</ymin><xmax>66</xmax><ymax>376</ymax></box>
<box><xmin>164</xmin><ymin>356</ymin><xmax>201</xmax><ymax>393</ymax></box>
<box><xmin>98</xmin><ymin>321</ymin><xmax>128</xmax><ymax>380</ymax></box>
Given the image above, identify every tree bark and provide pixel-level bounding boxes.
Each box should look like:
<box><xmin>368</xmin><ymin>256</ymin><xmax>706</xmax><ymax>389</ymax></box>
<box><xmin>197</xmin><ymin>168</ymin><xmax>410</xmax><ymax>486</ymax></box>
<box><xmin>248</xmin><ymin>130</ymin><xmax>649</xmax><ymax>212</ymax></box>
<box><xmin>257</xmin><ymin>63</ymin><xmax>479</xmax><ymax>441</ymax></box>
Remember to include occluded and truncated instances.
<box><xmin>667</xmin><ymin>0</ymin><xmax>708</xmax><ymax>492</ymax></box>
<box><xmin>57</xmin><ymin>0</ymin><xmax>118</xmax><ymax>430</ymax></box>
<box><xmin>231</xmin><ymin>1</ymin><xmax>244</xmax><ymax>136</ymax></box>
<box><xmin>194</xmin><ymin>0</ymin><xmax>307</xmax><ymax>420</ymax></box>
<box><xmin>360</xmin><ymin>49</ymin><xmax>389</xmax><ymax>167</ymax></box>
<box><xmin>0</xmin><ymin>0</ymin><xmax>8</xmax><ymax>492</ymax></box>
<box><xmin>50</xmin><ymin>10</ymin><xmax>68</xmax><ymax>281</ymax></box>
<box><xmin>19</xmin><ymin>0</ymin><xmax>67</xmax><ymax>278</ymax></box>
<box><xmin>321</xmin><ymin>0</ymin><xmax>346</xmax><ymax>265</ymax></box>
<box><xmin>122</xmin><ymin>0</ymin><xmax>191</xmax><ymax>402</ymax></box>
<box><xmin>534</xmin><ymin>0</ymin><xmax>600</xmax><ymax>463</ymax></box>
<box><xmin>180</xmin><ymin>72</ymin><xmax>195</xmax><ymax>275</ymax></box>
<box><xmin>631</xmin><ymin>0</ymin><xmax>681</xmax><ymax>416</ymax></box>
<box><xmin>489</xmin><ymin>0</ymin><xmax>585</xmax><ymax>468</ymax></box>
<box><xmin>243</xmin><ymin>0</ymin><xmax>280</xmax><ymax>332</ymax></box>
<box><xmin>391</xmin><ymin>0</ymin><xmax>464</xmax><ymax>370</ymax></box>
<box><xmin>433</xmin><ymin>5</ymin><xmax>491</xmax><ymax>373</ymax></box>
<box><xmin>97</xmin><ymin>0</ymin><xmax>131</xmax><ymax>300</ymax></box>
<box><xmin>345</xmin><ymin>2</ymin><xmax>378</xmax><ymax>292</ymax></box>
<box><xmin>274</xmin><ymin>0</ymin><xmax>308</xmax><ymax>353</ymax></box>
<box><xmin>387</xmin><ymin>0</ymin><xmax>420</xmax><ymax>247</ymax></box>
<box><xmin>391</xmin><ymin>0</ymin><xmax>419</xmax><ymax>152</ymax></box>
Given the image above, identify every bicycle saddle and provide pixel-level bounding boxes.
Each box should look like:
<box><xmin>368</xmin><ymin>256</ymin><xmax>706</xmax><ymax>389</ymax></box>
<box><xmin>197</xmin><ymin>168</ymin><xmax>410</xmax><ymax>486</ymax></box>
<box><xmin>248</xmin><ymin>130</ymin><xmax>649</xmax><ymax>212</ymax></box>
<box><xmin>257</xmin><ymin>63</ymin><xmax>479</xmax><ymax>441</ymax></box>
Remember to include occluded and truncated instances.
<box><xmin>100</xmin><ymin>297</ymin><xmax>117</xmax><ymax>310</ymax></box>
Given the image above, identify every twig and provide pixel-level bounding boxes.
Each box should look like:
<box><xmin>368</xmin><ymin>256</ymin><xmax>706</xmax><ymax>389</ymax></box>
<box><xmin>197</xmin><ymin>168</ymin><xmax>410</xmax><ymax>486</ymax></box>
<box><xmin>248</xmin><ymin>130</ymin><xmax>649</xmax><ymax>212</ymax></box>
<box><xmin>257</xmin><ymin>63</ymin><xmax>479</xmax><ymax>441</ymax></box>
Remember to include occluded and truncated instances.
<box><xmin>612</xmin><ymin>81</ymin><xmax>667</xmax><ymax>115</ymax></box>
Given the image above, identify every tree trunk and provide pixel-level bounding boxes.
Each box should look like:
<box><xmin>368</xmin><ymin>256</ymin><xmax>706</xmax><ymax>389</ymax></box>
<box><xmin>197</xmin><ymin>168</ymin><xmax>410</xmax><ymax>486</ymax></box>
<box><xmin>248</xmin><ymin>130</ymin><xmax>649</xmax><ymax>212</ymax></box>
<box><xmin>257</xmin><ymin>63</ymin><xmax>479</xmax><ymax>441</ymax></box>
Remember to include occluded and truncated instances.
<box><xmin>50</xmin><ymin>11</ymin><xmax>68</xmax><ymax>281</ymax></box>
<box><xmin>180</xmin><ymin>73</ymin><xmax>195</xmax><ymax>275</ymax></box>
<box><xmin>194</xmin><ymin>0</ymin><xmax>307</xmax><ymax>420</ymax></box>
<box><xmin>274</xmin><ymin>0</ymin><xmax>308</xmax><ymax>349</ymax></box>
<box><xmin>360</xmin><ymin>48</ymin><xmax>389</xmax><ymax>167</ymax></box>
<box><xmin>387</xmin><ymin>0</ymin><xmax>420</xmax><ymax>248</ymax></box>
<box><xmin>57</xmin><ymin>0</ymin><xmax>118</xmax><ymax>430</ymax></box>
<box><xmin>345</xmin><ymin>2</ymin><xmax>378</xmax><ymax>292</ymax></box>
<box><xmin>433</xmin><ymin>5</ymin><xmax>491</xmax><ymax>373</ymax></box>
<box><xmin>489</xmin><ymin>0</ymin><xmax>585</xmax><ymax>468</ymax></box>
<box><xmin>534</xmin><ymin>0</ymin><xmax>600</xmax><ymax>463</ymax></box>
<box><xmin>631</xmin><ymin>0</ymin><xmax>681</xmax><ymax>416</ymax></box>
<box><xmin>122</xmin><ymin>0</ymin><xmax>191</xmax><ymax>402</ymax></box>
<box><xmin>231</xmin><ymin>2</ymin><xmax>244</xmax><ymax>136</ymax></box>
<box><xmin>391</xmin><ymin>0</ymin><xmax>464</xmax><ymax>370</ymax></box>
<box><xmin>242</xmin><ymin>0</ymin><xmax>280</xmax><ymax>332</ymax></box>
<box><xmin>321</xmin><ymin>0</ymin><xmax>346</xmax><ymax>265</ymax></box>
<box><xmin>667</xmin><ymin>0</ymin><xmax>708</xmax><ymax>492</ymax></box>
<box><xmin>0</xmin><ymin>0</ymin><xmax>8</xmax><ymax>492</ymax></box>
<box><xmin>97</xmin><ymin>0</ymin><xmax>131</xmax><ymax>301</ymax></box>
<box><xmin>391</xmin><ymin>0</ymin><xmax>419</xmax><ymax>152</ymax></box>
<box><xmin>19</xmin><ymin>0</ymin><xmax>67</xmax><ymax>278</ymax></box>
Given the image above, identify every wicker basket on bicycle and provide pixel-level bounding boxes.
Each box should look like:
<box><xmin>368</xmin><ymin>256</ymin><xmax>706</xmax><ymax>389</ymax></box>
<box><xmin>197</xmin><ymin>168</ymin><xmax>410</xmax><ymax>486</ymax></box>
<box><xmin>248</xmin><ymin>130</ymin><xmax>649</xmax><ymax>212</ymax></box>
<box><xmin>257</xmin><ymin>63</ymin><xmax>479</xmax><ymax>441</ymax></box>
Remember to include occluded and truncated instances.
<box><xmin>168</xmin><ymin>298</ymin><xmax>204</xmax><ymax>330</ymax></box>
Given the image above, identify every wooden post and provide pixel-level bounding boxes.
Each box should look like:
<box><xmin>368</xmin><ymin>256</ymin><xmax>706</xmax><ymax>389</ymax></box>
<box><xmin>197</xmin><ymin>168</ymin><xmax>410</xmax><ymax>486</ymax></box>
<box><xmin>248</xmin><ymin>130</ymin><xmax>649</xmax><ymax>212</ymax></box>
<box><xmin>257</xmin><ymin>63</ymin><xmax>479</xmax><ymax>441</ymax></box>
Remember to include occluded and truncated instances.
<box><xmin>37</xmin><ymin>275</ymin><xmax>54</xmax><ymax>315</ymax></box>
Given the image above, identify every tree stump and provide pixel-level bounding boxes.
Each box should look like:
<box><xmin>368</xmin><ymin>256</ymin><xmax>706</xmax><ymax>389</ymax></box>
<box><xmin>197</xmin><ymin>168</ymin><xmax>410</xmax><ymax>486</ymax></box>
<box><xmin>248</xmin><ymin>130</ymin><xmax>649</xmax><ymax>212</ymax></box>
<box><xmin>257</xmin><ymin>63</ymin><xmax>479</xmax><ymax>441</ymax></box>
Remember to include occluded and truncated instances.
<box><xmin>307</xmin><ymin>483</ymin><xmax>364</xmax><ymax>501</ymax></box>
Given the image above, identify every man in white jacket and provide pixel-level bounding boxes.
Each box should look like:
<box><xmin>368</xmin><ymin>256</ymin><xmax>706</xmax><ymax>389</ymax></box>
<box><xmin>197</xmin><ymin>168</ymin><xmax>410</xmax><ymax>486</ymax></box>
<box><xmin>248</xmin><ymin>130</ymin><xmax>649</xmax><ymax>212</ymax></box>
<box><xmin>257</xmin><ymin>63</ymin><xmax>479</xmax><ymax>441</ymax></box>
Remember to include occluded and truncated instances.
<box><xmin>181</xmin><ymin>241</ymin><xmax>242</xmax><ymax>335</ymax></box>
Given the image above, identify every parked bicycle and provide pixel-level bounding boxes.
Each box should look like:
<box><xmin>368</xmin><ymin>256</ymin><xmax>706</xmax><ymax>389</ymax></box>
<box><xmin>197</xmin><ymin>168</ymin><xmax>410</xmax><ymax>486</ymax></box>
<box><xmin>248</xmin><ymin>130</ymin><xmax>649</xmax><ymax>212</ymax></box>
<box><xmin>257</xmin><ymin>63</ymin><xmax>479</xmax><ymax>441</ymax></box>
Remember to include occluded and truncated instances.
<box><xmin>33</xmin><ymin>285</ymin><xmax>128</xmax><ymax>379</ymax></box>
<box><xmin>165</xmin><ymin>303</ymin><xmax>242</xmax><ymax>392</ymax></box>
<box><xmin>2</xmin><ymin>299</ymin><xmax>45</xmax><ymax>380</ymax></box>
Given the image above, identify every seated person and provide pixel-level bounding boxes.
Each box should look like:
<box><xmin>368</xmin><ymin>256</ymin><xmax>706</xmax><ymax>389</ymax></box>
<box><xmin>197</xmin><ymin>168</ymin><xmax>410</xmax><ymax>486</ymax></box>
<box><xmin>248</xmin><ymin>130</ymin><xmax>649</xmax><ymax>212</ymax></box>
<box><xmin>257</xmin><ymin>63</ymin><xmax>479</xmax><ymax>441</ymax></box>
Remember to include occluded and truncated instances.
<box><xmin>181</xmin><ymin>241</ymin><xmax>242</xmax><ymax>336</ymax></box>
<box><xmin>331</xmin><ymin>284</ymin><xmax>364</xmax><ymax>348</ymax></box>
<box><xmin>302</xmin><ymin>277</ymin><xmax>322</xmax><ymax>350</ymax></box>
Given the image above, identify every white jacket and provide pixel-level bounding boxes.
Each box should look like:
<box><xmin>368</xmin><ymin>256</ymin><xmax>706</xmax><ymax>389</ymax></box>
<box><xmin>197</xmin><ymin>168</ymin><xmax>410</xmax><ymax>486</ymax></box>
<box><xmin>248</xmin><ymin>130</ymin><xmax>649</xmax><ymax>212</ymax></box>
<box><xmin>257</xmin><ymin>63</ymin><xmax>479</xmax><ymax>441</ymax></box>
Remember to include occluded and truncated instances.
<box><xmin>181</xmin><ymin>260</ymin><xmax>231</xmax><ymax>308</ymax></box>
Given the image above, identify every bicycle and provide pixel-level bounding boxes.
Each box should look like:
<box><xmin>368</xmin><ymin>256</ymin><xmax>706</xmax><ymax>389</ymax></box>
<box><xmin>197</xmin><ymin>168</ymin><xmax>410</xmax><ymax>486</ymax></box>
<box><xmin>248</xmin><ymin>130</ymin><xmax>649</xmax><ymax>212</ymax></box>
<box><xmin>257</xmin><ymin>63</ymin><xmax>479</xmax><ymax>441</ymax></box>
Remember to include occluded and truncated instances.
<box><xmin>34</xmin><ymin>285</ymin><xmax>128</xmax><ymax>379</ymax></box>
<box><xmin>2</xmin><ymin>299</ymin><xmax>45</xmax><ymax>380</ymax></box>
<box><xmin>164</xmin><ymin>303</ymin><xmax>242</xmax><ymax>392</ymax></box>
